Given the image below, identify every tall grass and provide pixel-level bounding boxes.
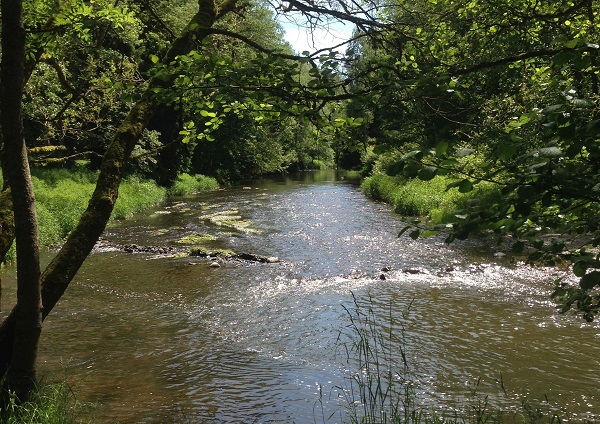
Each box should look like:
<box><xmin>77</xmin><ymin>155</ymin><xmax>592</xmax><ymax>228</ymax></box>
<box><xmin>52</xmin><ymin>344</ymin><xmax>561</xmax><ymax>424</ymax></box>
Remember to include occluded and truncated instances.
<box><xmin>0</xmin><ymin>169</ymin><xmax>219</xmax><ymax>255</ymax></box>
<box><xmin>336</xmin><ymin>293</ymin><xmax>419</xmax><ymax>424</ymax></box>
<box><xmin>166</xmin><ymin>173</ymin><xmax>219</xmax><ymax>196</ymax></box>
<box><xmin>361</xmin><ymin>174</ymin><xmax>500</xmax><ymax>223</ymax></box>
<box><xmin>0</xmin><ymin>383</ymin><xmax>77</xmax><ymax>424</ymax></box>
<box><xmin>30</xmin><ymin>170</ymin><xmax>167</xmax><ymax>247</ymax></box>
<box><xmin>334</xmin><ymin>294</ymin><xmax>572</xmax><ymax>424</ymax></box>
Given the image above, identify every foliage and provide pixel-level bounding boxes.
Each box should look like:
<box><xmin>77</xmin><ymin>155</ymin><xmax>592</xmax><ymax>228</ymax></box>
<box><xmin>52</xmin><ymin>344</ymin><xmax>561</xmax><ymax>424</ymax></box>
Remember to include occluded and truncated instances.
<box><xmin>113</xmin><ymin>175</ymin><xmax>167</xmax><ymax>220</ymax></box>
<box><xmin>347</xmin><ymin>0</ymin><xmax>600</xmax><ymax>321</ymax></box>
<box><xmin>167</xmin><ymin>173</ymin><xmax>219</xmax><ymax>196</ymax></box>
<box><xmin>362</xmin><ymin>174</ymin><xmax>500</xmax><ymax>224</ymax></box>
<box><xmin>0</xmin><ymin>382</ymin><xmax>76</xmax><ymax>424</ymax></box>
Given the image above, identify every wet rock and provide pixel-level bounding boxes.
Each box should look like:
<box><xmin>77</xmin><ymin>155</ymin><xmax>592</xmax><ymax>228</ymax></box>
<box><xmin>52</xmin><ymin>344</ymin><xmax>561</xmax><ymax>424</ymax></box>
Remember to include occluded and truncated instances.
<box><xmin>209</xmin><ymin>262</ymin><xmax>221</xmax><ymax>268</ymax></box>
<box><xmin>122</xmin><ymin>244</ymin><xmax>175</xmax><ymax>255</ymax></box>
<box><xmin>236</xmin><ymin>252</ymin><xmax>281</xmax><ymax>263</ymax></box>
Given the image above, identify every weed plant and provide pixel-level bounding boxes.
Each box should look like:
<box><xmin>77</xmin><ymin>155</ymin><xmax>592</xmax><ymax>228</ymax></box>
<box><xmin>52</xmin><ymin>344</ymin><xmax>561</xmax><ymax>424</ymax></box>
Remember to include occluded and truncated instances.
<box><xmin>0</xmin><ymin>383</ymin><xmax>76</xmax><ymax>424</ymax></box>
<box><xmin>333</xmin><ymin>294</ymin><xmax>577</xmax><ymax>424</ymax></box>
<box><xmin>167</xmin><ymin>173</ymin><xmax>219</xmax><ymax>196</ymax></box>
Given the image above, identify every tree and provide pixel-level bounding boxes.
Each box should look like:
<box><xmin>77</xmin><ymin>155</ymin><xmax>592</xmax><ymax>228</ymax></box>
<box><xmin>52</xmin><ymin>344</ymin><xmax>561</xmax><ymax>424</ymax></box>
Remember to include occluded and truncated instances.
<box><xmin>0</xmin><ymin>0</ymin><xmax>389</xmax><ymax>401</ymax></box>
<box><xmin>0</xmin><ymin>0</ymin><xmax>240</xmax><ymax>400</ymax></box>
<box><xmin>1</xmin><ymin>0</ymin><xmax>42</xmax><ymax>401</ymax></box>
<box><xmin>351</xmin><ymin>0</ymin><xmax>600</xmax><ymax>321</ymax></box>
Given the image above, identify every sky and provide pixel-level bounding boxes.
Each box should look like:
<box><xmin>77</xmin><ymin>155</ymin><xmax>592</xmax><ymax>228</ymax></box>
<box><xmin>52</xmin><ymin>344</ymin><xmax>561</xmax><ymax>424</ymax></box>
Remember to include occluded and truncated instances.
<box><xmin>279</xmin><ymin>16</ymin><xmax>354</xmax><ymax>55</ymax></box>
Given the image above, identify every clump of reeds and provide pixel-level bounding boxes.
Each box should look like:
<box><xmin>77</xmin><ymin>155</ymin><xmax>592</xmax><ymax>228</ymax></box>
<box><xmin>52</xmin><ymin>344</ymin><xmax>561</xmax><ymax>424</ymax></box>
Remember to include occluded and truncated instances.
<box><xmin>331</xmin><ymin>293</ymin><xmax>576</xmax><ymax>424</ymax></box>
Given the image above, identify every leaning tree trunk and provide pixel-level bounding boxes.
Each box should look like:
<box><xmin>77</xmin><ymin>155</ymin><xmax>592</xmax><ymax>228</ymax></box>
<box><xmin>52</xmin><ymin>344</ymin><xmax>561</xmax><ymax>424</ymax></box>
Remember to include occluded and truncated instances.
<box><xmin>0</xmin><ymin>0</ymin><xmax>238</xmax><ymax>382</ymax></box>
<box><xmin>0</xmin><ymin>0</ymin><xmax>43</xmax><ymax>401</ymax></box>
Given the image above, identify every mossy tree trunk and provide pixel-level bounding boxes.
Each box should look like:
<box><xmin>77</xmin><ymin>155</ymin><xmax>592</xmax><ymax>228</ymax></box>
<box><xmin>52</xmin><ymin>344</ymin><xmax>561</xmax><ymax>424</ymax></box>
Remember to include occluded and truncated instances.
<box><xmin>0</xmin><ymin>0</ymin><xmax>239</xmax><ymax>388</ymax></box>
<box><xmin>0</xmin><ymin>0</ymin><xmax>42</xmax><ymax>401</ymax></box>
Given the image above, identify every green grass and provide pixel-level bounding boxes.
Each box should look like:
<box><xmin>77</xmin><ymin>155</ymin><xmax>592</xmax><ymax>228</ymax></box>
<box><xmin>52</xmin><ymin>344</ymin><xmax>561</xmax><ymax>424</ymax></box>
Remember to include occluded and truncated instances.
<box><xmin>361</xmin><ymin>173</ymin><xmax>500</xmax><ymax>223</ymax></box>
<box><xmin>0</xmin><ymin>169</ymin><xmax>219</xmax><ymax>257</ymax></box>
<box><xmin>31</xmin><ymin>170</ymin><xmax>168</xmax><ymax>247</ymax></box>
<box><xmin>0</xmin><ymin>383</ymin><xmax>77</xmax><ymax>424</ymax></box>
<box><xmin>167</xmin><ymin>173</ymin><xmax>219</xmax><ymax>196</ymax></box>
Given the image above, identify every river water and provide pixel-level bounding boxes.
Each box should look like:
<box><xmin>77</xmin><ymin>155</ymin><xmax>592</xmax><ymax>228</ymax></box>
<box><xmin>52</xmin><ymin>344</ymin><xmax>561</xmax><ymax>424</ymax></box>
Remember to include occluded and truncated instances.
<box><xmin>1</xmin><ymin>170</ymin><xmax>599</xmax><ymax>423</ymax></box>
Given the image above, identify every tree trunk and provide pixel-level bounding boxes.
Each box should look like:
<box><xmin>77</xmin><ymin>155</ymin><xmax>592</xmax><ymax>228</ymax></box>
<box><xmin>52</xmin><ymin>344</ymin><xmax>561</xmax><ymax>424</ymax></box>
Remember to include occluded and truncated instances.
<box><xmin>0</xmin><ymin>0</ymin><xmax>238</xmax><ymax>382</ymax></box>
<box><xmin>0</xmin><ymin>0</ymin><xmax>42</xmax><ymax>401</ymax></box>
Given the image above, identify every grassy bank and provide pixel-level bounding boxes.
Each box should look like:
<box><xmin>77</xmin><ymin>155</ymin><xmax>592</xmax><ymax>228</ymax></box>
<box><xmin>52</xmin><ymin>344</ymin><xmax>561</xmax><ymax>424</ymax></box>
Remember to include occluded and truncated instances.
<box><xmin>0</xmin><ymin>383</ymin><xmax>77</xmax><ymax>424</ymax></box>
<box><xmin>361</xmin><ymin>173</ymin><xmax>500</xmax><ymax>223</ymax></box>
<box><xmin>0</xmin><ymin>169</ymin><xmax>219</xmax><ymax>250</ymax></box>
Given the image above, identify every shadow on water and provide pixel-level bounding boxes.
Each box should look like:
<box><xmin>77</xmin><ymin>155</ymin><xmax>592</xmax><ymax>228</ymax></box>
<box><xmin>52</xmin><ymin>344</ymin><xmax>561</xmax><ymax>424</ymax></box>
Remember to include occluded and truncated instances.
<box><xmin>1</xmin><ymin>170</ymin><xmax>598</xmax><ymax>423</ymax></box>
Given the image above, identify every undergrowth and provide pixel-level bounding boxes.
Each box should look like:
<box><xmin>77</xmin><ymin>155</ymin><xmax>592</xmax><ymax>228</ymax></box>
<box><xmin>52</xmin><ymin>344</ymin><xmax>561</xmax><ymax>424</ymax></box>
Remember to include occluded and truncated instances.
<box><xmin>166</xmin><ymin>173</ymin><xmax>219</xmax><ymax>196</ymax></box>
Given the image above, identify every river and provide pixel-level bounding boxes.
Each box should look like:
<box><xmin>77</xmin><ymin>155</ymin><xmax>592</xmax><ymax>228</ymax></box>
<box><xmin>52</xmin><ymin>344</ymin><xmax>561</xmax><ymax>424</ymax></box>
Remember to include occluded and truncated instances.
<box><xmin>1</xmin><ymin>170</ymin><xmax>599</xmax><ymax>423</ymax></box>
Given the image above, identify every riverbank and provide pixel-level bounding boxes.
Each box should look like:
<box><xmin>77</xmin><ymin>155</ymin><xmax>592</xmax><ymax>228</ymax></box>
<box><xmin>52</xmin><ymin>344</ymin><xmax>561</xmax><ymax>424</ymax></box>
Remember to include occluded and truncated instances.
<box><xmin>361</xmin><ymin>173</ymin><xmax>500</xmax><ymax>223</ymax></box>
<box><xmin>2</xmin><ymin>170</ymin><xmax>219</xmax><ymax>260</ymax></box>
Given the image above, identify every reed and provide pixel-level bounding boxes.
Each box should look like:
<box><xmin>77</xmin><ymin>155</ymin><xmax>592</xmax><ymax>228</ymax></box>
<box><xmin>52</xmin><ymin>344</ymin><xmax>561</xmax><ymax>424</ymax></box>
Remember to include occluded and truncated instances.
<box><xmin>333</xmin><ymin>294</ymin><xmax>573</xmax><ymax>424</ymax></box>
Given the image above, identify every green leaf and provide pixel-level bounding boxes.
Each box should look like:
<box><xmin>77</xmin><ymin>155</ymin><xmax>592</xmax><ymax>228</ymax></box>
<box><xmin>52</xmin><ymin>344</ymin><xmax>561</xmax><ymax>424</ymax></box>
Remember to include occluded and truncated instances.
<box><xmin>498</xmin><ymin>143</ymin><xmax>518</xmax><ymax>160</ymax></box>
<box><xmin>512</xmin><ymin>241</ymin><xmax>525</xmax><ymax>254</ymax></box>
<box><xmin>398</xmin><ymin>226</ymin><xmax>412</xmax><ymax>238</ymax></box>
<box><xmin>422</xmin><ymin>230</ymin><xmax>437</xmax><ymax>238</ymax></box>
<box><xmin>538</xmin><ymin>146</ymin><xmax>562</xmax><ymax>158</ymax></box>
<box><xmin>458</xmin><ymin>179</ymin><xmax>473</xmax><ymax>193</ymax></box>
<box><xmin>579</xmin><ymin>271</ymin><xmax>600</xmax><ymax>290</ymax></box>
<box><xmin>417</xmin><ymin>166</ymin><xmax>437</xmax><ymax>181</ymax></box>
<box><xmin>409</xmin><ymin>229</ymin><xmax>421</xmax><ymax>240</ymax></box>
<box><xmin>573</xmin><ymin>260</ymin><xmax>588</xmax><ymax>277</ymax></box>
<box><xmin>435</xmin><ymin>141</ymin><xmax>449</xmax><ymax>156</ymax></box>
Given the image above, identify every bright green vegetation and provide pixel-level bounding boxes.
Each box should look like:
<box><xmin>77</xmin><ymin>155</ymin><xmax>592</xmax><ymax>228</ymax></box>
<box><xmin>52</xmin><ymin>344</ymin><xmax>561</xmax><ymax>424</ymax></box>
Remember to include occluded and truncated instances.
<box><xmin>0</xmin><ymin>383</ymin><xmax>76</xmax><ymax>424</ymax></box>
<box><xmin>167</xmin><ymin>174</ymin><xmax>220</xmax><ymax>196</ymax></box>
<box><xmin>176</xmin><ymin>233</ymin><xmax>219</xmax><ymax>244</ymax></box>
<box><xmin>27</xmin><ymin>169</ymin><xmax>218</xmax><ymax>249</ymax></box>
<box><xmin>31</xmin><ymin>170</ymin><xmax>167</xmax><ymax>247</ymax></box>
<box><xmin>362</xmin><ymin>174</ymin><xmax>501</xmax><ymax>224</ymax></box>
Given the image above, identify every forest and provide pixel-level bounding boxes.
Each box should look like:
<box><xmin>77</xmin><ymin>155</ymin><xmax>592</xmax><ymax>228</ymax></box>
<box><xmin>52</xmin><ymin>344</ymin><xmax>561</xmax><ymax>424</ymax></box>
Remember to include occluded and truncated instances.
<box><xmin>0</xmin><ymin>0</ymin><xmax>599</xmax><ymax>420</ymax></box>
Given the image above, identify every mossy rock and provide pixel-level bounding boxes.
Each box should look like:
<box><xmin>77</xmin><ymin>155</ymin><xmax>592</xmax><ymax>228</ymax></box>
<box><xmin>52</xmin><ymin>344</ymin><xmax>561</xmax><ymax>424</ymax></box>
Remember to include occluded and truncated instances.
<box><xmin>199</xmin><ymin>209</ymin><xmax>260</xmax><ymax>234</ymax></box>
<box><xmin>176</xmin><ymin>233</ymin><xmax>218</xmax><ymax>244</ymax></box>
<box><xmin>188</xmin><ymin>247</ymin><xmax>236</xmax><ymax>257</ymax></box>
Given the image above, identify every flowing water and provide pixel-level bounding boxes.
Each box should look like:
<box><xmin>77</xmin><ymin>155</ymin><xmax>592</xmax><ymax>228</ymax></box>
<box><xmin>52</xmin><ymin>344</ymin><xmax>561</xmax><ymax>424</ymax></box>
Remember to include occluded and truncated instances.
<box><xmin>1</xmin><ymin>170</ymin><xmax>599</xmax><ymax>423</ymax></box>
